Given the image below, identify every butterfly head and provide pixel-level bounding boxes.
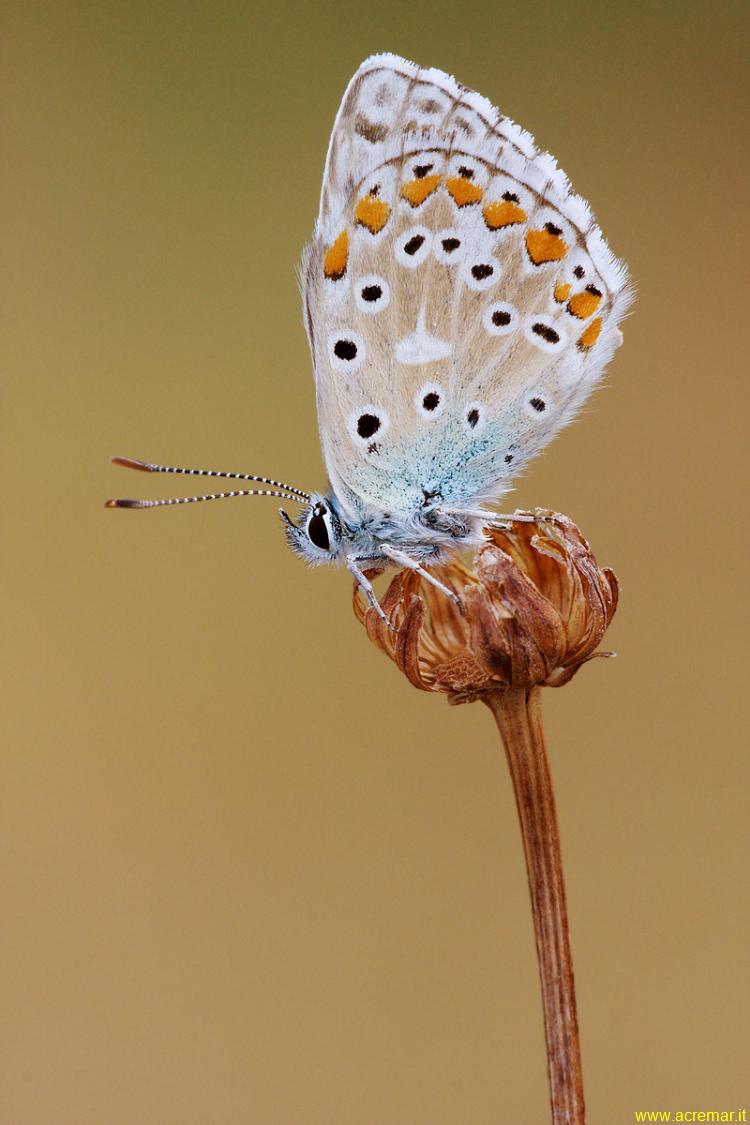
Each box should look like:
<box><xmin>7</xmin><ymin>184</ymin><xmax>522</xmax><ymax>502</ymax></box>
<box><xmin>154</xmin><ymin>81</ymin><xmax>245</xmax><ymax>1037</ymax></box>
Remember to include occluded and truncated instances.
<box><xmin>279</xmin><ymin>494</ymin><xmax>344</xmax><ymax>565</ymax></box>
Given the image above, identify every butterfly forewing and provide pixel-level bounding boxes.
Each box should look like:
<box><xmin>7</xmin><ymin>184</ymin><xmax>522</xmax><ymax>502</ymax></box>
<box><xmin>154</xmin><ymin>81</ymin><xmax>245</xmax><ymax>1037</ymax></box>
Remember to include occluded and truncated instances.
<box><xmin>302</xmin><ymin>54</ymin><xmax>631</xmax><ymax>519</ymax></box>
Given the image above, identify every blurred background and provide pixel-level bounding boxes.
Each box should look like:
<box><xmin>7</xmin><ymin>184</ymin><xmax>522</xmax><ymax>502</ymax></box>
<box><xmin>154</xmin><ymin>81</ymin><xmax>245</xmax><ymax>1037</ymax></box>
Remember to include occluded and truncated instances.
<box><xmin>2</xmin><ymin>2</ymin><xmax>748</xmax><ymax>1122</ymax></box>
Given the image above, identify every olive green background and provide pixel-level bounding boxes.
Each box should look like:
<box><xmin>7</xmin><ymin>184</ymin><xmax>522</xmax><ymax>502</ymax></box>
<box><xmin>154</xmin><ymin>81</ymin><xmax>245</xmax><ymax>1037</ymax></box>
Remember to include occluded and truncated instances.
<box><xmin>2</xmin><ymin>2</ymin><xmax>748</xmax><ymax>1122</ymax></box>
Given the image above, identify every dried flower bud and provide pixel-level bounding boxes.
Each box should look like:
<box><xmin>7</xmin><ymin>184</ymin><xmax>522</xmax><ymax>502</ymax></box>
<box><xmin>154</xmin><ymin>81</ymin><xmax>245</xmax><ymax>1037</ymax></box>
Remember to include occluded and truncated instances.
<box><xmin>353</xmin><ymin>513</ymin><xmax>619</xmax><ymax>702</ymax></box>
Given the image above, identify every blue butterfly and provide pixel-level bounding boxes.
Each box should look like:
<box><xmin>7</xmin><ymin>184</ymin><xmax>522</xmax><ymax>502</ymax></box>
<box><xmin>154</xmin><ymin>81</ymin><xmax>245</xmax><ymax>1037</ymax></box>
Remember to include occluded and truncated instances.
<box><xmin>108</xmin><ymin>54</ymin><xmax>631</xmax><ymax>624</ymax></box>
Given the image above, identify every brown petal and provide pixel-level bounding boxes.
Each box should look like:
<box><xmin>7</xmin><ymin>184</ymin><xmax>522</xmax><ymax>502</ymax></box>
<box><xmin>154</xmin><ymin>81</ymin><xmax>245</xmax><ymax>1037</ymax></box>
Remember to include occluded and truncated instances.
<box><xmin>394</xmin><ymin>595</ymin><xmax>434</xmax><ymax>691</ymax></box>
<box><xmin>353</xmin><ymin>512</ymin><xmax>618</xmax><ymax>698</ymax></box>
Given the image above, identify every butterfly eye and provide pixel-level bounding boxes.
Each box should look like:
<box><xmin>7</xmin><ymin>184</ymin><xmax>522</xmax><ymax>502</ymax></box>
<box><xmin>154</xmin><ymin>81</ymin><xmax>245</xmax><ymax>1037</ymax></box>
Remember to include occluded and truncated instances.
<box><xmin>328</xmin><ymin>330</ymin><xmax>365</xmax><ymax>373</ymax></box>
<box><xmin>414</xmin><ymin>383</ymin><xmax>445</xmax><ymax>420</ymax></box>
<box><xmin>525</xmin><ymin>317</ymin><xmax>566</xmax><ymax>353</ymax></box>
<box><xmin>355</xmin><ymin>274</ymin><xmax>391</xmax><ymax>314</ymax></box>
<box><xmin>483</xmin><ymin>302</ymin><xmax>517</xmax><ymax>336</ymax></box>
<box><xmin>464</xmin><ymin>258</ymin><xmax>500</xmax><ymax>291</ymax></box>
<box><xmin>395</xmin><ymin>226</ymin><xmax>432</xmax><ymax>268</ymax></box>
<box><xmin>307</xmin><ymin>507</ymin><xmax>331</xmax><ymax>551</ymax></box>
<box><xmin>463</xmin><ymin>401</ymin><xmax>486</xmax><ymax>435</ymax></box>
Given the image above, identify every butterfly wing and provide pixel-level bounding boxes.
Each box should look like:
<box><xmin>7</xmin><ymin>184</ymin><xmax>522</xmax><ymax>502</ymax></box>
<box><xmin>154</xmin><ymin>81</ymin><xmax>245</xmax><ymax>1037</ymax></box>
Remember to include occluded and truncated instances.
<box><xmin>301</xmin><ymin>53</ymin><xmax>632</xmax><ymax>519</ymax></box>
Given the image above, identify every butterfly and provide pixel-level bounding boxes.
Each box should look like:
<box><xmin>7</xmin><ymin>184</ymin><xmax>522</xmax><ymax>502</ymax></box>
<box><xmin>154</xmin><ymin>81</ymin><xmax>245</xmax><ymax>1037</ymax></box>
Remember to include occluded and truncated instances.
<box><xmin>108</xmin><ymin>53</ymin><xmax>632</xmax><ymax>624</ymax></box>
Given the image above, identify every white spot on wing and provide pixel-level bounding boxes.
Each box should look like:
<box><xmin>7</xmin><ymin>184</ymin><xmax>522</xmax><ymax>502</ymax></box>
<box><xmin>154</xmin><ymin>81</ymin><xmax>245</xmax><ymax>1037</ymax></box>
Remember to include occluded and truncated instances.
<box><xmin>395</xmin><ymin>225</ymin><xmax>432</xmax><ymax>268</ymax></box>
<box><xmin>433</xmin><ymin>227</ymin><xmax>463</xmax><ymax>264</ymax></box>
<box><xmin>525</xmin><ymin>393</ymin><xmax>554</xmax><ymax>419</ymax></box>
<box><xmin>328</xmin><ymin>330</ymin><xmax>366</xmax><ymax>373</ymax></box>
<box><xmin>349</xmin><ymin>404</ymin><xmax>390</xmax><ymax>447</ymax></box>
<box><xmin>463</xmin><ymin>401</ymin><xmax>486</xmax><ymax>435</ymax></box>
<box><xmin>395</xmin><ymin>307</ymin><xmax>452</xmax><ymax>365</ymax></box>
<box><xmin>355</xmin><ymin>274</ymin><xmax>390</xmax><ymax>314</ymax></box>
<box><xmin>463</xmin><ymin>256</ymin><xmax>501</xmax><ymax>292</ymax></box>
<box><xmin>414</xmin><ymin>382</ymin><xmax>446</xmax><ymax>420</ymax></box>
<box><xmin>524</xmin><ymin>315</ymin><xmax>566</xmax><ymax>354</ymax></box>
<box><xmin>483</xmin><ymin>301</ymin><xmax>517</xmax><ymax>336</ymax></box>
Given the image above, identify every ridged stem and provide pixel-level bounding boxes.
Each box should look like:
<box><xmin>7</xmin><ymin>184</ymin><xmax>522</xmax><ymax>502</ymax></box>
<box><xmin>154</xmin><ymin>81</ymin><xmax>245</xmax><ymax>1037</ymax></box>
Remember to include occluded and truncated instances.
<box><xmin>483</xmin><ymin>686</ymin><xmax>585</xmax><ymax>1124</ymax></box>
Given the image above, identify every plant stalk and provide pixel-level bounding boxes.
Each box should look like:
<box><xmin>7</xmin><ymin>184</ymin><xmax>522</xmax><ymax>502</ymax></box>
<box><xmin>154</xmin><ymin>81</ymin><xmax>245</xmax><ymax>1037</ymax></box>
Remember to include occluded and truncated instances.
<box><xmin>483</xmin><ymin>686</ymin><xmax>585</xmax><ymax>1124</ymax></box>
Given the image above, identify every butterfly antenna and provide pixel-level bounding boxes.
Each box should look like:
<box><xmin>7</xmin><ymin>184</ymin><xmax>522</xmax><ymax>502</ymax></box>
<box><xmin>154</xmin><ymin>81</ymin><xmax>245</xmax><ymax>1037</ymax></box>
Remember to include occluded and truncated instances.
<box><xmin>106</xmin><ymin>456</ymin><xmax>310</xmax><ymax>509</ymax></box>
<box><xmin>110</xmin><ymin>456</ymin><xmax>310</xmax><ymax>498</ymax></box>
<box><xmin>106</xmin><ymin>489</ymin><xmax>307</xmax><ymax>509</ymax></box>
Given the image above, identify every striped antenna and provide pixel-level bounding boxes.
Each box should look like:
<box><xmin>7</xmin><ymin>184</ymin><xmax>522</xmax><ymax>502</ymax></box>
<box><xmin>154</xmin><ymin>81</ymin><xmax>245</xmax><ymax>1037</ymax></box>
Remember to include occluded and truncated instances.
<box><xmin>111</xmin><ymin>456</ymin><xmax>310</xmax><ymax>498</ymax></box>
<box><xmin>106</xmin><ymin>456</ymin><xmax>310</xmax><ymax>509</ymax></box>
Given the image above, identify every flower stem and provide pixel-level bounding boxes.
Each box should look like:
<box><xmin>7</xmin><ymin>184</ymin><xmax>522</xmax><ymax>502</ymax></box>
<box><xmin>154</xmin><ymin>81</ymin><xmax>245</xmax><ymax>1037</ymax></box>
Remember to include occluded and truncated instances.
<box><xmin>483</xmin><ymin>687</ymin><xmax>586</xmax><ymax>1124</ymax></box>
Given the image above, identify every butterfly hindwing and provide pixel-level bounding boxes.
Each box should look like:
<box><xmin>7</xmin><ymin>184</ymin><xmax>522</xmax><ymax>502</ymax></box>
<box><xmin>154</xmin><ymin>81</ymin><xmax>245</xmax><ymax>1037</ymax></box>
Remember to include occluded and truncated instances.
<box><xmin>302</xmin><ymin>54</ymin><xmax>631</xmax><ymax>518</ymax></box>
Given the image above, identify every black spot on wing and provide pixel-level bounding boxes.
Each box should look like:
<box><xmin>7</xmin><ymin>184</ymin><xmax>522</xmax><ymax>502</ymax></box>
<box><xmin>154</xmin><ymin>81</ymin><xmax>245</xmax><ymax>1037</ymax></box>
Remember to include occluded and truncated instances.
<box><xmin>404</xmin><ymin>234</ymin><xmax>425</xmax><ymax>256</ymax></box>
<box><xmin>334</xmin><ymin>338</ymin><xmax>358</xmax><ymax>361</ymax></box>
<box><xmin>357</xmin><ymin>413</ymin><xmax>380</xmax><ymax>439</ymax></box>
<box><xmin>531</xmin><ymin>323</ymin><xmax>560</xmax><ymax>344</ymax></box>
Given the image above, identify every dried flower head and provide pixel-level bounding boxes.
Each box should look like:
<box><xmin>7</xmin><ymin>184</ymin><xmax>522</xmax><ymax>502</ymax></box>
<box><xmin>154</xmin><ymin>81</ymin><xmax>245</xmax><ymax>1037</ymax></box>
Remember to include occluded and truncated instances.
<box><xmin>353</xmin><ymin>512</ymin><xmax>619</xmax><ymax>702</ymax></box>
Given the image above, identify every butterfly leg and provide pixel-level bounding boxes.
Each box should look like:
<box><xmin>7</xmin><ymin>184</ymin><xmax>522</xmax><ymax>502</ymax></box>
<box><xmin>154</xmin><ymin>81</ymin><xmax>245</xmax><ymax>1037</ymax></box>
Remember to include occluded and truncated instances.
<box><xmin>380</xmin><ymin>545</ymin><xmax>462</xmax><ymax>608</ymax></box>
<box><xmin>346</xmin><ymin>556</ymin><xmax>393</xmax><ymax>629</ymax></box>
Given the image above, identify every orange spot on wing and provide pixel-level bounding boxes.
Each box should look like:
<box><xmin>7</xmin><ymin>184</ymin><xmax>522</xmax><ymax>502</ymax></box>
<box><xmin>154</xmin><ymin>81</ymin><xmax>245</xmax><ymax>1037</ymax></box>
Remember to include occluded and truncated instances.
<box><xmin>355</xmin><ymin>194</ymin><xmax>391</xmax><ymax>233</ymax></box>
<box><xmin>567</xmin><ymin>288</ymin><xmax>603</xmax><ymax>319</ymax></box>
<box><xmin>401</xmin><ymin>174</ymin><xmax>441</xmax><ymax>207</ymax></box>
<box><xmin>483</xmin><ymin>199</ymin><xmax>527</xmax><ymax>229</ymax></box>
<box><xmin>577</xmin><ymin>316</ymin><xmax>602</xmax><ymax>350</ymax></box>
<box><xmin>554</xmin><ymin>282</ymin><xmax>572</xmax><ymax>303</ymax></box>
<box><xmin>323</xmin><ymin>230</ymin><xmax>348</xmax><ymax>280</ymax></box>
<box><xmin>525</xmin><ymin>227</ymin><xmax>569</xmax><ymax>265</ymax></box>
<box><xmin>446</xmin><ymin>176</ymin><xmax>484</xmax><ymax>207</ymax></box>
